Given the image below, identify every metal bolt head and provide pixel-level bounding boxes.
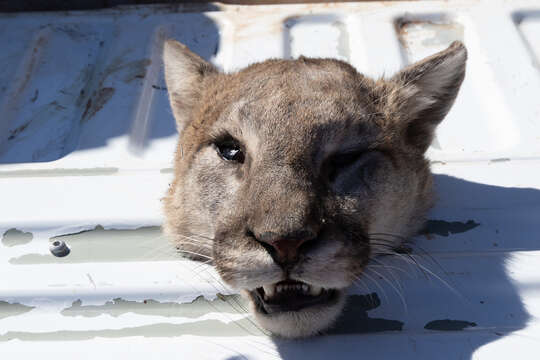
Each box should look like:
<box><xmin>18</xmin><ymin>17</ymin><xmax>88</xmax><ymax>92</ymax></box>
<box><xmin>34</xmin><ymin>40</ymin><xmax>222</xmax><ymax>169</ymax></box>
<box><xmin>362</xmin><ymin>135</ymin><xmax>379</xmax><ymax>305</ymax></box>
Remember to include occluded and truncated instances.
<box><xmin>49</xmin><ymin>239</ymin><xmax>70</xmax><ymax>257</ymax></box>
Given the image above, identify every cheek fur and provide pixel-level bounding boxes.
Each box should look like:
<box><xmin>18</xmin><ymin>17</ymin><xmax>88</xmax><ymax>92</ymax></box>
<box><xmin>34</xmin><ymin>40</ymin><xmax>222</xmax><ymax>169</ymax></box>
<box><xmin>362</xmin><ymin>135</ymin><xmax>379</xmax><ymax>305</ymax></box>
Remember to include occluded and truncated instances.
<box><xmin>193</xmin><ymin>148</ymin><xmax>243</xmax><ymax>216</ymax></box>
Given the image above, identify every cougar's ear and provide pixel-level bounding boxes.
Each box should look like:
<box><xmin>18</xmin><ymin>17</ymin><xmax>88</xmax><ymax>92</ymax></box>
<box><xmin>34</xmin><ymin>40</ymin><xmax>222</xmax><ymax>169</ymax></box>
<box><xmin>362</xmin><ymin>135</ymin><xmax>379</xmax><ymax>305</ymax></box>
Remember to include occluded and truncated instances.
<box><xmin>163</xmin><ymin>40</ymin><xmax>218</xmax><ymax>132</ymax></box>
<box><xmin>390</xmin><ymin>41</ymin><xmax>467</xmax><ymax>152</ymax></box>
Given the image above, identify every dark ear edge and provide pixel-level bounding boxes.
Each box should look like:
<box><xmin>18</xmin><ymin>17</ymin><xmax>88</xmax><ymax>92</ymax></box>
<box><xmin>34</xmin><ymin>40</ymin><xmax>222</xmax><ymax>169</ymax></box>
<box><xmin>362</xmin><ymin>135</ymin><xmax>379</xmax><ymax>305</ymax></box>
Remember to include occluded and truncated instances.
<box><xmin>163</xmin><ymin>40</ymin><xmax>218</xmax><ymax>132</ymax></box>
<box><xmin>391</xmin><ymin>41</ymin><xmax>467</xmax><ymax>152</ymax></box>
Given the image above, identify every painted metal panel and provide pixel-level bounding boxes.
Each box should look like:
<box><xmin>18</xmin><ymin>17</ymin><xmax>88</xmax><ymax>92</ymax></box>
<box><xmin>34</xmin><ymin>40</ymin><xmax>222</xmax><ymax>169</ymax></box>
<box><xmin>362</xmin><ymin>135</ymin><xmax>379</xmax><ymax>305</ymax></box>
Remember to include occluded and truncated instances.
<box><xmin>1</xmin><ymin>1</ymin><xmax>540</xmax><ymax>358</ymax></box>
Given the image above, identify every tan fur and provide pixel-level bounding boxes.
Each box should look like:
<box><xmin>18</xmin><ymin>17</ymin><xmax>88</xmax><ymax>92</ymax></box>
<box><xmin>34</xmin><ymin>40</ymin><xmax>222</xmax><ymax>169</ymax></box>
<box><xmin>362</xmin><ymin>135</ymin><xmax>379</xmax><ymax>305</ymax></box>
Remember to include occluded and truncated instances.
<box><xmin>162</xmin><ymin>40</ymin><xmax>467</xmax><ymax>338</ymax></box>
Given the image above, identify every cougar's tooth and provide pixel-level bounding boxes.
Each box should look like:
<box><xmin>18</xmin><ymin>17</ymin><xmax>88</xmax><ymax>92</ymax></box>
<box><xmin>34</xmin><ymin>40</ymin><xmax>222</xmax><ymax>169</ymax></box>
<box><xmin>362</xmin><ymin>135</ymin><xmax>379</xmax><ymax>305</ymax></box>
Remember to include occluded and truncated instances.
<box><xmin>262</xmin><ymin>284</ymin><xmax>275</xmax><ymax>298</ymax></box>
<box><xmin>276</xmin><ymin>284</ymin><xmax>283</xmax><ymax>293</ymax></box>
<box><xmin>302</xmin><ymin>284</ymin><xmax>309</xmax><ymax>292</ymax></box>
<box><xmin>310</xmin><ymin>285</ymin><xmax>322</xmax><ymax>296</ymax></box>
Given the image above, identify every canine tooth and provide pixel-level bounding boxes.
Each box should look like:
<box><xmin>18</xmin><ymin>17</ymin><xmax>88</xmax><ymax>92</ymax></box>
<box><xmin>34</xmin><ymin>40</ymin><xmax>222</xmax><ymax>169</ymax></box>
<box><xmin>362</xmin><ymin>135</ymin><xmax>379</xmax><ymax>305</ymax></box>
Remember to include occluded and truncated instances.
<box><xmin>276</xmin><ymin>284</ymin><xmax>283</xmax><ymax>293</ymax></box>
<box><xmin>302</xmin><ymin>284</ymin><xmax>309</xmax><ymax>292</ymax></box>
<box><xmin>263</xmin><ymin>284</ymin><xmax>275</xmax><ymax>297</ymax></box>
<box><xmin>310</xmin><ymin>285</ymin><xmax>322</xmax><ymax>296</ymax></box>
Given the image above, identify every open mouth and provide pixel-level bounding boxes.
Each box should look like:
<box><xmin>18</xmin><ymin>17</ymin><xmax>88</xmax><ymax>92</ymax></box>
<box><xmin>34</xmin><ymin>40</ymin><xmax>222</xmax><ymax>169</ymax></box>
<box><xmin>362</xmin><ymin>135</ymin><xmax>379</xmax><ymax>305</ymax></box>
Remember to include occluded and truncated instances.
<box><xmin>251</xmin><ymin>280</ymin><xmax>338</xmax><ymax>314</ymax></box>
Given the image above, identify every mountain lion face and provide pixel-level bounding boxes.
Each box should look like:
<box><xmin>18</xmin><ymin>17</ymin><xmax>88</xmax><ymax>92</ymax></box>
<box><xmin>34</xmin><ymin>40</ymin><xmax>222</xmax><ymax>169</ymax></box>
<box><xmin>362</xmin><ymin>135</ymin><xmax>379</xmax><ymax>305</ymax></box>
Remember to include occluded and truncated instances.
<box><xmin>162</xmin><ymin>41</ymin><xmax>466</xmax><ymax>338</ymax></box>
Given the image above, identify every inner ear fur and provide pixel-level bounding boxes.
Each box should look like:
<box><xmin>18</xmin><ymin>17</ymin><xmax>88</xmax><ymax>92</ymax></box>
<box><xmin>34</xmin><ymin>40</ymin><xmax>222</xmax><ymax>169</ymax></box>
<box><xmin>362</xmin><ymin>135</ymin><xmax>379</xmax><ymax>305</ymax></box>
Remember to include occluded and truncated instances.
<box><xmin>163</xmin><ymin>40</ymin><xmax>218</xmax><ymax>132</ymax></box>
<box><xmin>389</xmin><ymin>41</ymin><xmax>467</xmax><ymax>152</ymax></box>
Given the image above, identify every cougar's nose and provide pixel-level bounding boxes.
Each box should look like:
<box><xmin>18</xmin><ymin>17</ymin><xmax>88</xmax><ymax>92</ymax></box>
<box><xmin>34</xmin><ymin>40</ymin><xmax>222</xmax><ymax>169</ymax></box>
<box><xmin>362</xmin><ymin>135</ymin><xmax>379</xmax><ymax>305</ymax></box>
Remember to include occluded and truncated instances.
<box><xmin>254</xmin><ymin>230</ymin><xmax>317</xmax><ymax>265</ymax></box>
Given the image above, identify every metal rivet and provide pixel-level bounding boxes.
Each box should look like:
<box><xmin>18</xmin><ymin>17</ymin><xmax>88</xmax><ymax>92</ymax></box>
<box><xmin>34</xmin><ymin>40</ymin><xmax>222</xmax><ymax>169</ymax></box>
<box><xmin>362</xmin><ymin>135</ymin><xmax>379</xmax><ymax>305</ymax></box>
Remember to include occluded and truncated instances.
<box><xmin>49</xmin><ymin>239</ymin><xmax>70</xmax><ymax>257</ymax></box>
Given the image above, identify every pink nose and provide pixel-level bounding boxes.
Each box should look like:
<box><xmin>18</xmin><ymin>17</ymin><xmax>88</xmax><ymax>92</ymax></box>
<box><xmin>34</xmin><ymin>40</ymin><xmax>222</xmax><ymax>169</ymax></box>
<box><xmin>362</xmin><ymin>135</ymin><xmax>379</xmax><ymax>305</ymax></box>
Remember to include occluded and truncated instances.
<box><xmin>270</xmin><ymin>238</ymin><xmax>309</xmax><ymax>263</ymax></box>
<box><xmin>256</xmin><ymin>230</ymin><xmax>316</xmax><ymax>264</ymax></box>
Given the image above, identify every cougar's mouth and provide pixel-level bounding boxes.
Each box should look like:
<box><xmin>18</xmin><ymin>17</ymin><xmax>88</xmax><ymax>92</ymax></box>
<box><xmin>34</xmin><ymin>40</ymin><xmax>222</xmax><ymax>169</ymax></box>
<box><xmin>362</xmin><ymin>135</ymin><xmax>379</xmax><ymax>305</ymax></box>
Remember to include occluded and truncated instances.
<box><xmin>250</xmin><ymin>280</ymin><xmax>339</xmax><ymax>314</ymax></box>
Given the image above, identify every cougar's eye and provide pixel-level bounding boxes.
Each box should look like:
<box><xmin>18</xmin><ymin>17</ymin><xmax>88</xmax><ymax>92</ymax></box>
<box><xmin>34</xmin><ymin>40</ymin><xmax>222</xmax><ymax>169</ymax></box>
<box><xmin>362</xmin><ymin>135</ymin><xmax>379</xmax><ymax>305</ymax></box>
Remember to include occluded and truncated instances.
<box><xmin>326</xmin><ymin>150</ymin><xmax>381</xmax><ymax>185</ymax></box>
<box><xmin>215</xmin><ymin>140</ymin><xmax>245</xmax><ymax>163</ymax></box>
<box><xmin>327</xmin><ymin>151</ymin><xmax>364</xmax><ymax>183</ymax></box>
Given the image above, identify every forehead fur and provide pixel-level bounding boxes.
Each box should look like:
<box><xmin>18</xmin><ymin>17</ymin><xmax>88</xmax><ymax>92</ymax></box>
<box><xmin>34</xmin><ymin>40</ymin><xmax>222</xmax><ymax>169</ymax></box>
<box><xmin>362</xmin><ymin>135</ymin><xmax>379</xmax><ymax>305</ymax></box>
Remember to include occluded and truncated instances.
<box><xmin>187</xmin><ymin>57</ymin><xmax>386</xmax><ymax>153</ymax></box>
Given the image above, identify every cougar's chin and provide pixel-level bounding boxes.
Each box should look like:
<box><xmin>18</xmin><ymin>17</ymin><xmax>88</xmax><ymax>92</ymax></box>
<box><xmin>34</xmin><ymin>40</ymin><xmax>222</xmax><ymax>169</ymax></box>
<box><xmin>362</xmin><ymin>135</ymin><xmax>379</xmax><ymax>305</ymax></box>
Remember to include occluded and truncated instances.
<box><xmin>243</xmin><ymin>280</ymin><xmax>347</xmax><ymax>338</ymax></box>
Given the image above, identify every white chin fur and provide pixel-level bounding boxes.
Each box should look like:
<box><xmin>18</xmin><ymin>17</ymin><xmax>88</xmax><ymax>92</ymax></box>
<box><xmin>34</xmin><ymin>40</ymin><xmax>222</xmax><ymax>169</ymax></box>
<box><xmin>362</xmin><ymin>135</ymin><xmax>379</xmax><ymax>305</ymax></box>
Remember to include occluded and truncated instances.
<box><xmin>246</xmin><ymin>290</ymin><xmax>346</xmax><ymax>338</ymax></box>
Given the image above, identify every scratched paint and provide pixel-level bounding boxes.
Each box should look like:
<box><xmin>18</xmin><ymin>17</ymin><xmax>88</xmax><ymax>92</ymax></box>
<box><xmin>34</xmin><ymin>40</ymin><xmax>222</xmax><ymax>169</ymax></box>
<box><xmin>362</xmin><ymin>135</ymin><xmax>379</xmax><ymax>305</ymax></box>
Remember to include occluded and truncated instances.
<box><xmin>1</xmin><ymin>228</ymin><xmax>33</xmax><ymax>247</ymax></box>
<box><xmin>284</xmin><ymin>15</ymin><xmax>349</xmax><ymax>61</ymax></box>
<box><xmin>9</xmin><ymin>226</ymin><xmax>177</xmax><ymax>264</ymax></box>
<box><xmin>421</xmin><ymin>220</ymin><xmax>480</xmax><ymax>237</ymax></box>
<box><xmin>0</xmin><ymin>294</ymin><xmax>404</xmax><ymax>341</ymax></box>
<box><xmin>0</xmin><ymin>319</ymin><xmax>266</xmax><ymax>341</ymax></box>
<box><xmin>0</xmin><ymin>1</ymin><xmax>540</xmax><ymax>358</ymax></box>
<box><xmin>61</xmin><ymin>294</ymin><xmax>248</xmax><ymax>318</ymax></box>
<box><xmin>396</xmin><ymin>18</ymin><xmax>464</xmax><ymax>63</ymax></box>
<box><xmin>0</xmin><ymin>167</ymin><xmax>118</xmax><ymax>178</ymax></box>
<box><xmin>0</xmin><ymin>301</ymin><xmax>34</xmax><ymax>320</ymax></box>
<box><xmin>0</xmin><ymin>23</ymin><xmax>108</xmax><ymax>163</ymax></box>
<box><xmin>424</xmin><ymin>319</ymin><xmax>477</xmax><ymax>331</ymax></box>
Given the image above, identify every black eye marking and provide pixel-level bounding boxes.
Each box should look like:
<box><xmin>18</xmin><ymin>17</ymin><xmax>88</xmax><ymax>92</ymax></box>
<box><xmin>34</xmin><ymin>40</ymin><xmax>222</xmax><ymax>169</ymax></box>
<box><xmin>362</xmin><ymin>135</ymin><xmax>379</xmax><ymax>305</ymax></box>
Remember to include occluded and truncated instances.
<box><xmin>327</xmin><ymin>151</ymin><xmax>363</xmax><ymax>183</ymax></box>
<box><xmin>326</xmin><ymin>150</ymin><xmax>381</xmax><ymax>185</ymax></box>
<box><xmin>214</xmin><ymin>136</ymin><xmax>245</xmax><ymax>164</ymax></box>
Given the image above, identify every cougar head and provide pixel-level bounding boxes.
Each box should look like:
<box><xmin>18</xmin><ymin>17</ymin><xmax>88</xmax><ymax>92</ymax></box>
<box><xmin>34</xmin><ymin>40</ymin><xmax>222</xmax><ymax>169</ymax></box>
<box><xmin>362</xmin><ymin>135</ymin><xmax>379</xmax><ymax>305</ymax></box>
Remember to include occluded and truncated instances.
<box><xmin>162</xmin><ymin>40</ymin><xmax>466</xmax><ymax>338</ymax></box>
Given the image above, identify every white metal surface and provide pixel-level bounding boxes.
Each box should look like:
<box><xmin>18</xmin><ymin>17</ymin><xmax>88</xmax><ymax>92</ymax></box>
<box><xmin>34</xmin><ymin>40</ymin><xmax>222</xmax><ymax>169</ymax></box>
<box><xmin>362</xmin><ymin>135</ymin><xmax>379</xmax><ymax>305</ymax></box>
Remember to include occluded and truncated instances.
<box><xmin>1</xmin><ymin>1</ymin><xmax>540</xmax><ymax>358</ymax></box>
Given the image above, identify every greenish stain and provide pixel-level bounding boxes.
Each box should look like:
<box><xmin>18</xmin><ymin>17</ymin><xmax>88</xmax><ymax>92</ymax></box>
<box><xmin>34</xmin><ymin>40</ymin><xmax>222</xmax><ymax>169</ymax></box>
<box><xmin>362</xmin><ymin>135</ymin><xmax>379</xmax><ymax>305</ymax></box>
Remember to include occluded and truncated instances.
<box><xmin>0</xmin><ymin>293</ymin><xmax>406</xmax><ymax>341</ymax></box>
<box><xmin>9</xmin><ymin>225</ymin><xmax>175</xmax><ymax>264</ymax></box>
<box><xmin>424</xmin><ymin>319</ymin><xmax>477</xmax><ymax>331</ymax></box>
<box><xmin>2</xmin><ymin>228</ymin><xmax>33</xmax><ymax>247</ymax></box>
<box><xmin>0</xmin><ymin>168</ymin><xmax>118</xmax><ymax>178</ymax></box>
<box><xmin>61</xmin><ymin>294</ymin><xmax>248</xmax><ymax>318</ymax></box>
<box><xmin>0</xmin><ymin>301</ymin><xmax>35</xmax><ymax>320</ymax></box>
<box><xmin>0</xmin><ymin>318</ymin><xmax>266</xmax><ymax>342</ymax></box>
<box><xmin>421</xmin><ymin>220</ymin><xmax>480</xmax><ymax>237</ymax></box>
<box><xmin>60</xmin><ymin>293</ymin><xmax>402</xmax><ymax>335</ymax></box>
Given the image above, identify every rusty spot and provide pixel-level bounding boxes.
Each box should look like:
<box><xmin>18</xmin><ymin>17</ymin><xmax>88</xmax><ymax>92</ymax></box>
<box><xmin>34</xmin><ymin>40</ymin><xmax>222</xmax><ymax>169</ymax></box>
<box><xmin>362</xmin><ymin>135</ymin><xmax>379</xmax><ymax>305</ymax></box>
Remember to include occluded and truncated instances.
<box><xmin>395</xmin><ymin>19</ymin><xmax>415</xmax><ymax>49</ymax></box>
<box><xmin>80</xmin><ymin>87</ymin><xmax>115</xmax><ymax>122</ymax></box>
<box><xmin>81</xmin><ymin>98</ymin><xmax>92</xmax><ymax>120</ymax></box>
<box><xmin>14</xmin><ymin>36</ymin><xmax>47</xmax><ymax>100</ymax></box>
<box><xmin>421</xmin><ymin>220</ymin><xmax>480</xmax><ymax>237</ymax></box>
<box><xmin>30</xmin><ymin>89</ymin><xmax>39</xmax><ymax>102</ymax></box>
<box><xmin>49</xmin><ymin>101</ymin><xmax>66</xmax><ymax>110</ymax></box>
<box><xmin>103</xmin><ymin>58</ymin><xmax>151</xmax><ymax>84</ymax></box>
<box><xmin>8</xmin><ymin>122</ymin><xmax>30</xmax><ymax>140</ymax></box>
<box><xmin>395</xmin><ymin>18</ymin><xmax>464</xmax><ymax>52</ymax></box>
